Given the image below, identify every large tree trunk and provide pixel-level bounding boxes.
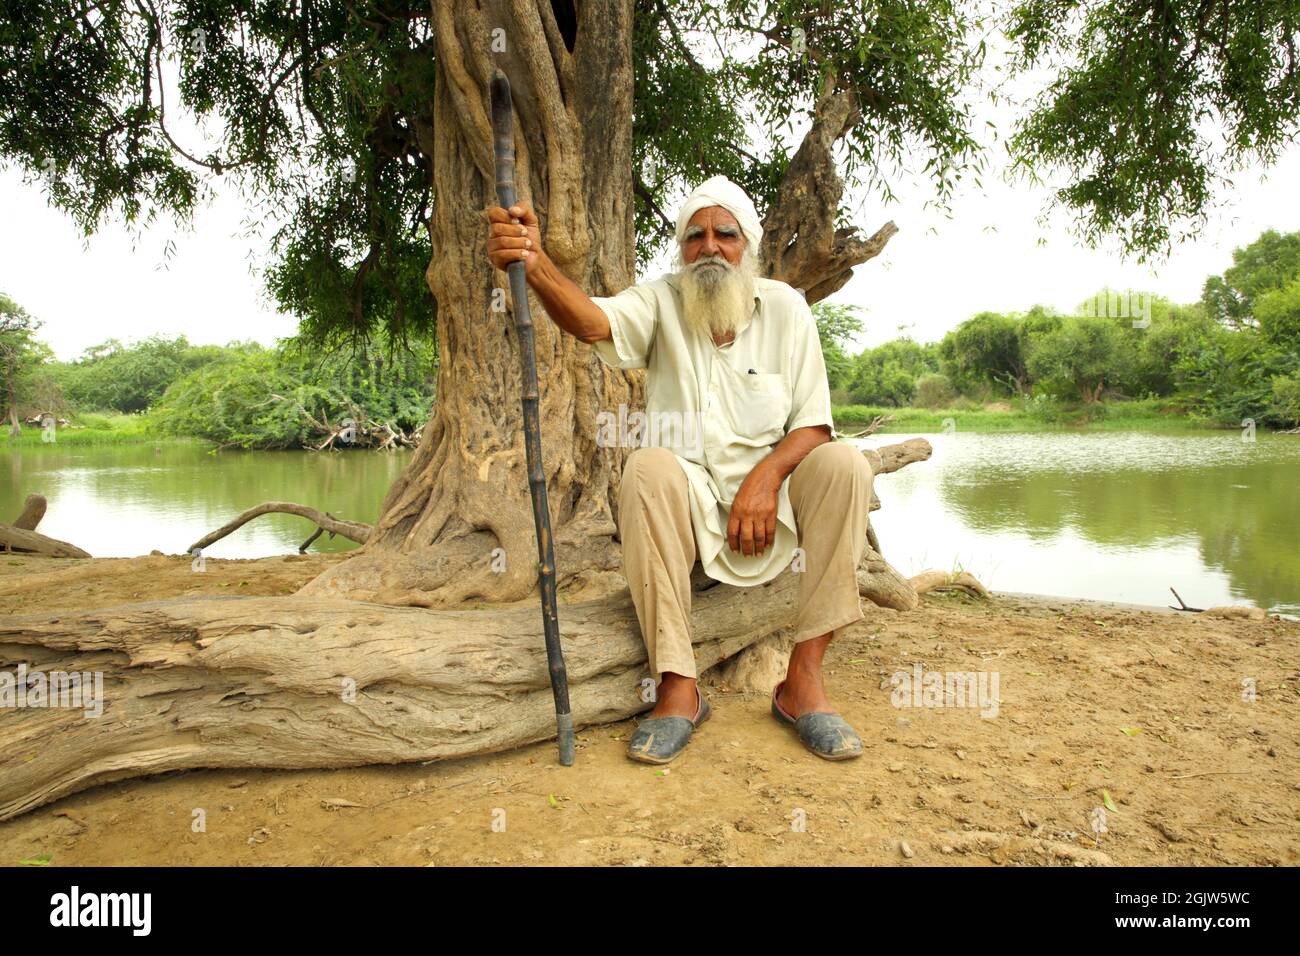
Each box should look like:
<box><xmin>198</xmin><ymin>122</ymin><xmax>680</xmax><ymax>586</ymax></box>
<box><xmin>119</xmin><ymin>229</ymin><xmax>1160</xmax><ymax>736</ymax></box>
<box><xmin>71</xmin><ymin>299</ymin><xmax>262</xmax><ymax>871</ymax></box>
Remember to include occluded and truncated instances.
<box><xmin>302</xmin><ymin>0</ymin><xmax>641</xmax><ymax>608</ymax></box>
<box><xmin>302</xmin><ymin>3</ymin><xmax>898</xmax><ymax>608</ymax></box>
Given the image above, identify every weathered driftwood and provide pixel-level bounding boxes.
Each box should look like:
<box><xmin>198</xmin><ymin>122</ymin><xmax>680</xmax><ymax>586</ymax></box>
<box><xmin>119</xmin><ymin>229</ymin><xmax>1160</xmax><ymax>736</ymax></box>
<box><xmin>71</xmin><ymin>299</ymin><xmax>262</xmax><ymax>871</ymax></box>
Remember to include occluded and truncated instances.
<box><xmin>0</xmin><ymin>576</ymin><xmax>804</xmax><ymax>820</ymax></box>
<box><xmin>909</xmin><ymin>570</ymin><xmax>990</xmax><ymax>599</ymax></box>
<box><xmin>0</xmin><ymin>523</ymin><xmax>90</xmax><ymax>558</ymax></box>
<box><xmin>187</xmin><ymin>502</ymin><xmax>373</xmax><ymax>555</ymax></box>
<box><xmin>12</xmin><ymin>494</ymin><xmax>47</xmax><ymax>531</ymax></box>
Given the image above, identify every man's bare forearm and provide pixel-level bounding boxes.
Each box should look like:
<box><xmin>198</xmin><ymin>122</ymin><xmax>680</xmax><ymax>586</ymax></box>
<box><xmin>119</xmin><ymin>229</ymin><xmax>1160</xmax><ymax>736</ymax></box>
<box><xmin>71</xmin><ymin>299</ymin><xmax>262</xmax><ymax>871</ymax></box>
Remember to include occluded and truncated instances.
<box><xmin>750</xmin><ymin>425</ymin><xmax>833</xmax><ymax>492</ymax></box>
<box><xmin>527</xmin><ymin>252</ymin><xmax>612</xmax><ymax>344</ymax></box>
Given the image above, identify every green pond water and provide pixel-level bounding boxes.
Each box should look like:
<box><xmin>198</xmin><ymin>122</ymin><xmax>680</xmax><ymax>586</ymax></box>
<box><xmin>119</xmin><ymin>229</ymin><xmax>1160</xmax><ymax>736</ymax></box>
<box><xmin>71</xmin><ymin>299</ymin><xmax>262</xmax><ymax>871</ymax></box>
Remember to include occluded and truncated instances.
<box><xmin>3</xmin><ymin>431</ymin><xmax>1297</xmax><ymax>615</ymax></box>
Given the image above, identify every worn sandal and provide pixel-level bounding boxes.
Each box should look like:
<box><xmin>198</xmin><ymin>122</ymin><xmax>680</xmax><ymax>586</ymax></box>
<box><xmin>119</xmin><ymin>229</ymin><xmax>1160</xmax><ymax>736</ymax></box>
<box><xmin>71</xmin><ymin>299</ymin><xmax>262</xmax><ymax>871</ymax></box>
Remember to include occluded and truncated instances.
<box><xmin>627</xmin><ymin>685</ymin><xmax>711</xmax><ymax>765</ymax></box>
<box><xmin>771</xmin><ymin>680</ymin><xmax>863</xmax><ymax>761</ymax></box>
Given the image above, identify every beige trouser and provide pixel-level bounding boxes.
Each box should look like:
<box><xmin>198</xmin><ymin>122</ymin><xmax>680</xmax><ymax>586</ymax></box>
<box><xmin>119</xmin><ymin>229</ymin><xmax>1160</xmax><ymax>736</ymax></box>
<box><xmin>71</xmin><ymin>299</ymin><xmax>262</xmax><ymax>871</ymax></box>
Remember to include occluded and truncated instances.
<box><xmin>619</xmin><ymin>441</ymin><xmax>875</xmax><ymax>681</ymax></box>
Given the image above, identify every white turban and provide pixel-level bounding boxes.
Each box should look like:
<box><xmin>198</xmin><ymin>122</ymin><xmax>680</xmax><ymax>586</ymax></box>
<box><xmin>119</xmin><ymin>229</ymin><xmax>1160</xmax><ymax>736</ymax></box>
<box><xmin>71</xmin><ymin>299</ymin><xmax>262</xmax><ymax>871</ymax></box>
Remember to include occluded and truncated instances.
<box><xmin>674</xmin><ymin>175</ymin><xmax>763</xmax><ymax>250</ymax></box>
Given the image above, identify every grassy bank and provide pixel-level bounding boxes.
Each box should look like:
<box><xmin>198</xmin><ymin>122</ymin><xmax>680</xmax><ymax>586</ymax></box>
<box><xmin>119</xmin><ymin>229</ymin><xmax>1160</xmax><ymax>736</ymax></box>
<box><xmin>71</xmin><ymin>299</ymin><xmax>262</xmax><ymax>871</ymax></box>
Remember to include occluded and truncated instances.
<box><xmin>0</xmin><ymin>412</ymin><xmax>194</xmax><ymax>447</ymax></box>
<box><xmin>832</xmin><ymin>397</ymin><xmax>1226</xmax><ymax>433</ymax></box>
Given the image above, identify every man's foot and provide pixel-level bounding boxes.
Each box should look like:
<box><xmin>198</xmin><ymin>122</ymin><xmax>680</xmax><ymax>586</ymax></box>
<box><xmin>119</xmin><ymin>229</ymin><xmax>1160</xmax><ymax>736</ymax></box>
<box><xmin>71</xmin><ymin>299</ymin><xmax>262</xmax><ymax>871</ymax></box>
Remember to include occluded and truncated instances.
<box><xmin>627</xmin><ymin>683</ymin><xmax>711</xmax><ymax>764</ymax></box>
<box><xmin>772</xmin><ymin>636</ymin><xmax>862</xmax><ymax>760</ymax></box>
<box><xmin>771</xmin><ymin>680</ymin><xmax>862</xmax><ymax>760</ymax></box>
<box><xmin>647</xmin><ymin>672</ymin><xmax>702</xmax><ymax>719</ymax></box>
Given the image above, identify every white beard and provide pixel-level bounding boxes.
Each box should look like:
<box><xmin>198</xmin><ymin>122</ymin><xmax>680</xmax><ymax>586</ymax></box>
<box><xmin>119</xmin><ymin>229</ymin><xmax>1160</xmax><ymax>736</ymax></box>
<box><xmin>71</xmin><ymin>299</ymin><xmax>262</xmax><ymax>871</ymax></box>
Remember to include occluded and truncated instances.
<box><xmin>676</xmin><ymin>246</ymin><xmax>760</xmax><ymax>342</ymax></box>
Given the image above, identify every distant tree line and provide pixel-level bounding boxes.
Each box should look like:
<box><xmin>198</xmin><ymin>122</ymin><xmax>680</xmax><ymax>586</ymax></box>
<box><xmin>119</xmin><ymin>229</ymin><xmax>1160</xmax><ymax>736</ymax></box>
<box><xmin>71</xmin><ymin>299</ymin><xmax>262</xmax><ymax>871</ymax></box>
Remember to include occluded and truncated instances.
<box><xmin>0</xmin><ymin>328</ymin><xmax>437</xmax><ymax>449</ymax></box>
<box><xmin>5</xmin><ymin>230</ymin><xmax>1299</xmax><ymax>443</ymax></box>
<box><xmin>816</xmin><ymin>229</ymin><xmax>1300</xmax><ymax>429</ymax></box>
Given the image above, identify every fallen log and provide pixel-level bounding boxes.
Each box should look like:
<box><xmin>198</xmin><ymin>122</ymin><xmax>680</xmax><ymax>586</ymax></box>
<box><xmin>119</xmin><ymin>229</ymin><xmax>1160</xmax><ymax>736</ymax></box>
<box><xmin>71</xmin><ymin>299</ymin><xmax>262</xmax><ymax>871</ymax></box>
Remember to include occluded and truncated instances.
<box><xmin>12</xmin><ymin>494</ymin><xmax>47</xmax><ymax>531</ymax></box>
<box><xmin>0</xmin><ymin>523</ymin><xmax>90</xmax><ymax>558</ymax></box>
<box><xmin>0</xmin><ymin>574</ymin><xmax>802</xmax><ymax>821</ymax></box>
<box><xmin>187</xmin><ymin>502</ymin><xmax>373</xmax><ymax>555</ymax></box>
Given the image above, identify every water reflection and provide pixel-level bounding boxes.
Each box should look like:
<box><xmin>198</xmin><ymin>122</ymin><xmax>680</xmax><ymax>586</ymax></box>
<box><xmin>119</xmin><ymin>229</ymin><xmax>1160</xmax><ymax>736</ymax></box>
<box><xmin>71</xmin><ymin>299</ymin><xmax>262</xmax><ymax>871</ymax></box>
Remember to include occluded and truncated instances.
<box><xmin>4</xmin><ymin>433</ymin><xmax>1297</xmax><ymax>615</ymax></box>
<box><xmin>859</xmin><ymin>432</ymin><xmax>1300</xmax><ymax>615</ymax></box>
<box><xmin>1</xmin><ymin>443</ymin><xmax>407</xmax><ymax>560</ymax></box>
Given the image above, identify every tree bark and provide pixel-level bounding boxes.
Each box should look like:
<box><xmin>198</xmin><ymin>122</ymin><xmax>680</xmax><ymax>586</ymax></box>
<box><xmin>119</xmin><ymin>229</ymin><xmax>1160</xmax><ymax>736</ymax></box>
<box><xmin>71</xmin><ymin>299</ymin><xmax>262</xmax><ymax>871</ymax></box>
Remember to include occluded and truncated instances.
<box><xmin>301</xmin><ymin>0</ymin><xmax>642</xmax><ymax>608</ymax></box>
<box><xmin>0</xmin><ymin>578</ymin><xmax>792</xmax><ymax>821</ymax></box>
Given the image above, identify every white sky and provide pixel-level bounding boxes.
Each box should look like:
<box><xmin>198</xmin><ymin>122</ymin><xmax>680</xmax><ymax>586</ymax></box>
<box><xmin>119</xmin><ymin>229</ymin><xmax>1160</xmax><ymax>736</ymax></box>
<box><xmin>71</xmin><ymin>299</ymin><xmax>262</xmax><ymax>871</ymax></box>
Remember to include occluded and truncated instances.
<box><xmin>2</xmin><ymin>26</ymin><xmax>1298</xmax><ymax>360</ymax></box>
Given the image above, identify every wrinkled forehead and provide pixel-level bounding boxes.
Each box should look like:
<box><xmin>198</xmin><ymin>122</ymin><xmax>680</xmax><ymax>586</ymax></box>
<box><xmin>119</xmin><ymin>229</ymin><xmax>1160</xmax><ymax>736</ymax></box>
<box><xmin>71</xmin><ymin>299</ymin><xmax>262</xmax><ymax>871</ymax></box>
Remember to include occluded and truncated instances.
<box><xmin>684</xmin><ymin>205</ymin><xmax>741</xmax><ymax>233</ymax></box>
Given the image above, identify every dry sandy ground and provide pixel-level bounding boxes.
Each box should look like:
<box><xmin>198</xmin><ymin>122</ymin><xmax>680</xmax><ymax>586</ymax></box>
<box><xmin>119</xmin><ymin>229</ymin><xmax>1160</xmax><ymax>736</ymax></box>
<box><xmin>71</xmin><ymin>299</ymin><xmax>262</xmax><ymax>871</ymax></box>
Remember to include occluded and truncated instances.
<box><xmin>0</xmin><ymin>553</ymin><xmax>1296</xmax><ymax>866</ymax></box>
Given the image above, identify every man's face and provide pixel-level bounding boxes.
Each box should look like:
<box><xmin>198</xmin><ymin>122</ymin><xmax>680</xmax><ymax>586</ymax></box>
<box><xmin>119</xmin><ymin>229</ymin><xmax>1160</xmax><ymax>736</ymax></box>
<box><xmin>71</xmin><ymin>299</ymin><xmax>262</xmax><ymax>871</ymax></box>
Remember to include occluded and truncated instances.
<box><xmin>676</xmin><ymin>205</ymin><xmax>758</xmax><ymax>342</ymax></box>
<box><xmin>682</xmin><ymin>207</ymin><xmax>746</xmax><ymax>268</ymax></box>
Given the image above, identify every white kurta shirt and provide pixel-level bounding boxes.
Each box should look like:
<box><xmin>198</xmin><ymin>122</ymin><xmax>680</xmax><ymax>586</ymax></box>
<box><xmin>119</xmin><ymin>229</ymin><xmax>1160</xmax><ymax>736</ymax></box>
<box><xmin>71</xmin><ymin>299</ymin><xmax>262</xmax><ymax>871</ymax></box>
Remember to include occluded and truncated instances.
<box><xmin>590</xmin><ymin>271</ymin><xmax>836</xmax><ymax>587</ymax></box>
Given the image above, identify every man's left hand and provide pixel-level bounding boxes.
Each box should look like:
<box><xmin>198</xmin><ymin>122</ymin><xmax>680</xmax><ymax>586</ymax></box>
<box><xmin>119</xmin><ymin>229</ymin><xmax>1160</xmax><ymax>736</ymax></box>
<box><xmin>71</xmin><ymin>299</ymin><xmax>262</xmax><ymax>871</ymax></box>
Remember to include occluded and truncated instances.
<box><xmin>727</xmin><ymin>462</ymin><xmax>780</xmax><ymax>557</ymax></box>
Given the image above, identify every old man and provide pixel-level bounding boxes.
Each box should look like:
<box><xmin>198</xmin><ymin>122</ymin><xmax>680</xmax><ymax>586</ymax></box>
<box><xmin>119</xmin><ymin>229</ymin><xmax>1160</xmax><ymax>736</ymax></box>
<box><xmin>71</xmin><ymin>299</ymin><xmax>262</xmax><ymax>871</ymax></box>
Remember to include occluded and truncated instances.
<box><xmin>486</xmin><ymin>175</ymin><xmax>874</xmax><ymax>764</ymax></box>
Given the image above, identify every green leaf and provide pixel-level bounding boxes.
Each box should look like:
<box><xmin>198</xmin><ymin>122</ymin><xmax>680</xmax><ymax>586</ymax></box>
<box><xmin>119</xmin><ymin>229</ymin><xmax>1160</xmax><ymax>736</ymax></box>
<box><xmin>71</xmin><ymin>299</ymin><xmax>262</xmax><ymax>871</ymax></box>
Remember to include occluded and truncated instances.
<box><xmin>19</xmin><ymin>854</ymin><xmax>51</xmax><ymax>866</ymax></box>
<box><xmin>1101</xmin><ymin>789</ymin><xmax>1118</xmax><ymax>812</ymax></box>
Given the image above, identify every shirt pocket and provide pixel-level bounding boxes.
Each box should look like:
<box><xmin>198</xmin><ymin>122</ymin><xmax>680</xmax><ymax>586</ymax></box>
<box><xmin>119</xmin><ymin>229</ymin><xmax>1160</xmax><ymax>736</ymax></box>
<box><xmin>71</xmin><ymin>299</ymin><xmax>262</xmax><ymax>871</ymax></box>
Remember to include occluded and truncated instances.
<box><xmin>718</xmin><ymin>367</ymin><xmax>790</xmax><ymax>444</ymax></box>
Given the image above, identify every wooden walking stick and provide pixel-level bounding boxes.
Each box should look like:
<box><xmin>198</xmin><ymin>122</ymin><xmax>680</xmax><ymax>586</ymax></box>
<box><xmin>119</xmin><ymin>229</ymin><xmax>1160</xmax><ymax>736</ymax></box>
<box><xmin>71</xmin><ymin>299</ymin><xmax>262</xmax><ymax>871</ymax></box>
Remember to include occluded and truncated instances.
<box><xmin>489</xmin><ymin>69</ymin><xmax>576</xmax><ymax>766</ymax></box>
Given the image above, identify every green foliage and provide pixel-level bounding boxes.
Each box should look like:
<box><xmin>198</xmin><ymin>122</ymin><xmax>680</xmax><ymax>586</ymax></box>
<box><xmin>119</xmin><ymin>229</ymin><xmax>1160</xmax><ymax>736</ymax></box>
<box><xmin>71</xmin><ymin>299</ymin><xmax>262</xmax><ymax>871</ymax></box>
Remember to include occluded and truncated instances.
<box><xmin>847</xmin><ymin>338</ymin><xmax>940</xmax><ymax>407</ymax></box>
<box><xmin>1202</xmin><ymin>230</ymin><xmax>1300</xmax><ymax>329</ymax></box>
<box><xmin>938</xmin><ymin>311</ymin><xmax>1027</xmax><ymax>396</ymax></box>
<box><xmin>1004</xmin><ymin>1</ymin><xmax>1300</xmax><ymax>260</ymax></box>
<box><xmin>7</xmin><ymin>1</ymin><xmax>1297</xmax><ymax>348</ymax></box>
<box><xmin>1270</xmin><ymin>373</ymin><xmax>1300</xmax><ymax>428</ymax></box>
<box><xmin>1023</xmin><ymin>316</ymin><xmax>1131</xmax><ymax>403</ymax></box>
<box><xmin>857</xmin><ymin>229</ymin><xmax>1300</xmax><ymax>428</ymax></box>
<box><xmin>150</xmin><ymin>337</ymin><xmax>436</xmax><ymax>449</ymax></box>
<box><xmin>1175</xmin><ymin>325</ymin><xmax>1297</xmax><ymax>428</ymax></box>
<box><xmin>0</xmin><ymin>410</ymin><xmax>158</xmax><ymax>446</ymax></box>
<box><xmin>912</xmin><ymin>372</ymin><xmax>956</xmax><ymax>409</ymax></box>
<box><xmin>1122</xmin><ymin>300</ymin><xmax>1214</xmax><ymax>397</ymax></box>
<box><xmin>811</xmin><ymin>300</ymin><xmax>864</xmax><ymax>391</ymax></box>
<box><xmin>55</xmin><ymin>335</ymin><xmax>244</xmax><ymax>413</ymax></box>
<box><xmin>831</xmin><ymin>397</ymin><xmax>1209</xmax><ymax>433</ymax></box>
<box><xmin>0</xmin><ymin>0</ymin><xmax>435</xmax><ymax>349</ymax></box>
<box><xmin>0</xmin><ymin>291</ymin><xmax>52</xmax><ymax>425</ymax></box>
<box><xmin>1254</xmin><ymin>279</ymin><xmax>1300</xmax><ymax>351</ymax></box>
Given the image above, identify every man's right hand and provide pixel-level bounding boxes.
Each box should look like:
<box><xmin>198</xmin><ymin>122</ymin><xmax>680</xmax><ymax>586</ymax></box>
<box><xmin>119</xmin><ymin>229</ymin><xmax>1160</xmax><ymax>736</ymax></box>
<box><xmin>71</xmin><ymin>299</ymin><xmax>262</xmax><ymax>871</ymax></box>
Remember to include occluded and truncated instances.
<box><xmin>486</xmin><ymin>201</ymin><xmax>544</xmax><ymax>277</ymax></box>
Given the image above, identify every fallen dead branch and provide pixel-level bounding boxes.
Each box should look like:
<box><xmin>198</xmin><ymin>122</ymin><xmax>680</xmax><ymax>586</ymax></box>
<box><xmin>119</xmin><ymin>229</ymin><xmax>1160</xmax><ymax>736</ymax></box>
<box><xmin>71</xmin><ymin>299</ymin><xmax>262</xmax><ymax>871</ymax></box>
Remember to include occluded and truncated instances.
<box><xmin>187</xmin><ymin>501</ymin><xmax>373</xmax><ymax>555</ymax></box>
<box><xmin>840</xmin><ymin>414</ymin><xmax>894</xmax><ymax>439</ymax></box>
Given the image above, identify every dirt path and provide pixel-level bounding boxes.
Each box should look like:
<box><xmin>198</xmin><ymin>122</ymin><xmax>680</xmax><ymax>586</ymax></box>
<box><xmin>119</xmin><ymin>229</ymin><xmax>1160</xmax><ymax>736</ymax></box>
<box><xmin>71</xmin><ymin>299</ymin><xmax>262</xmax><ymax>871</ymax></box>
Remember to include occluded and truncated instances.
<box><xmin>1</xmin><ymin>554</ymin><xmax>1296</xmax><ymax>866</ymax></box>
